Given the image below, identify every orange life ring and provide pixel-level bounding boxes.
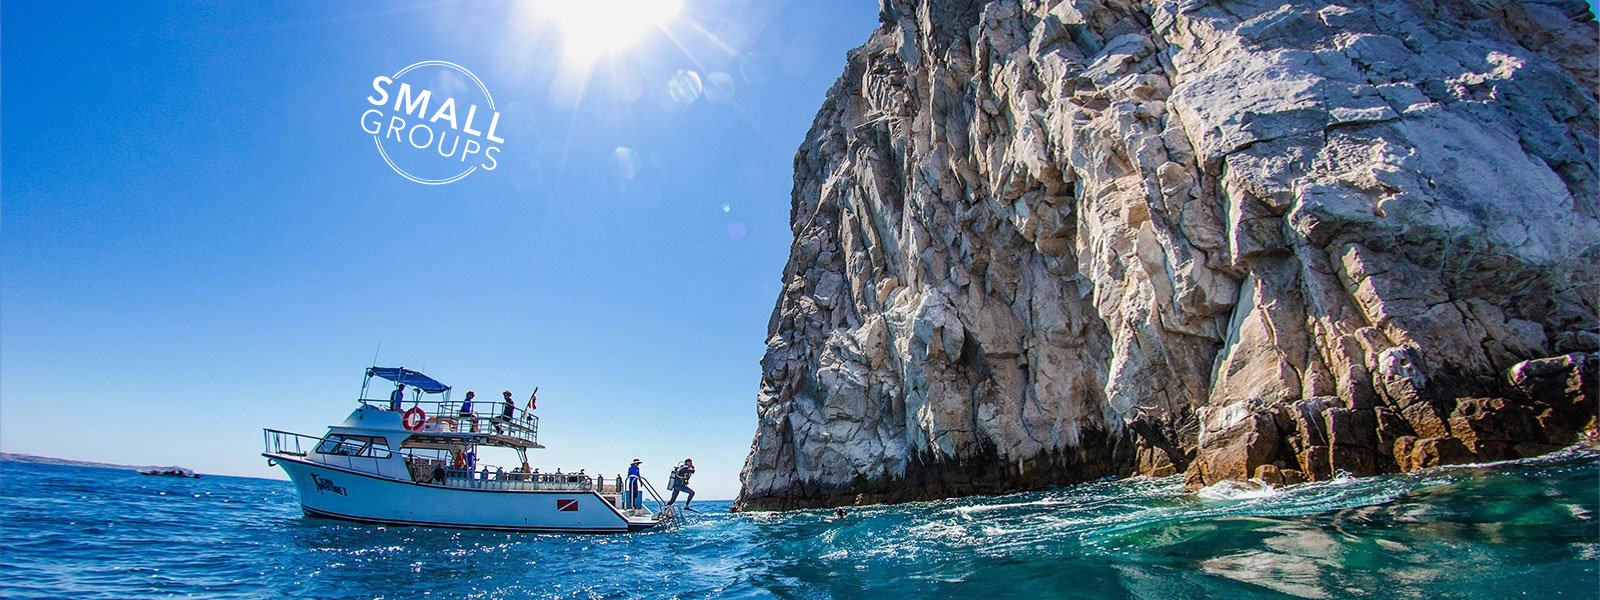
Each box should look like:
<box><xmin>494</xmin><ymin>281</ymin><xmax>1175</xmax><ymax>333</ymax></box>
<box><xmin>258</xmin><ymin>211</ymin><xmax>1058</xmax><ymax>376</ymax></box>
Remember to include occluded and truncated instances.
<box><xmin>402</xmin><ymin>407</ymin><xmax>427</xmax><ymax>431</ymax></box>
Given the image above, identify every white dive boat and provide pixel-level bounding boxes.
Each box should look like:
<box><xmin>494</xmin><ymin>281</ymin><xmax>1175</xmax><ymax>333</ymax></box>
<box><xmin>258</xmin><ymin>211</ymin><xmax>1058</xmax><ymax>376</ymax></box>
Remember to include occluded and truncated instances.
<box><xmin>263</xmin><ymin>367</ymin><xmax>673</xmax><ymax>533</ymax></box>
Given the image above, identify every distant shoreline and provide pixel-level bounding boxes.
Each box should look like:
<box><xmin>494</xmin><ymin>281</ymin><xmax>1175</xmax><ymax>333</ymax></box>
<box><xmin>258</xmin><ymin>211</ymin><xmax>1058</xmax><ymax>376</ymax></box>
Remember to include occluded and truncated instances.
<box><xmin>0</xmin><ymin>452</ymin><xmax>196</xmax><ymax>474</ymax></box>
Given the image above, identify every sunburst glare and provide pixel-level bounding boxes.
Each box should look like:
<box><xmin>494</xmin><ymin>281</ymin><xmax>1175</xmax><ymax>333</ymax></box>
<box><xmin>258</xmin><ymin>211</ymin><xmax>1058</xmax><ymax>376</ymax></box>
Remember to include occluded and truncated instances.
<box><xmin>532</xmin><ymin>0</ymin><xmax>684</xmax><ymax>65</ymax></box>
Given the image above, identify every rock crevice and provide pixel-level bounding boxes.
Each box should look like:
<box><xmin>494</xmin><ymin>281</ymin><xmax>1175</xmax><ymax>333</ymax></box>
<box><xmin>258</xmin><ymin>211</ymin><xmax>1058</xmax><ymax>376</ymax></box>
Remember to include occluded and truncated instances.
<box><xmin>735</xmin><ymin>0</ymin><xmax>1600</xmax><ymax>511</ymax></box>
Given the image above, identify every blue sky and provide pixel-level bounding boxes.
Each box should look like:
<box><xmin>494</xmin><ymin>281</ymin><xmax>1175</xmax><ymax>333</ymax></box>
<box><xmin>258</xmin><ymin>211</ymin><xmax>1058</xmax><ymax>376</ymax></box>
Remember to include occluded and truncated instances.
<box><xmin>2</xmin><ymin>0</ymin><xmax>879</xmax><ymax>500</ymax></box>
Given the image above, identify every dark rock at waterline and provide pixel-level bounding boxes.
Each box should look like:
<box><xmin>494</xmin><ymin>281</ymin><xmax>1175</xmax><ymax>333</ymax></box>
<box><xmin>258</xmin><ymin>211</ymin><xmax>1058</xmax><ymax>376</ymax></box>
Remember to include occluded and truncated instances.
<box><xmin>1185</xmin><ymin>353</ymin><xmax>1596</xmax><ymax>488</ymax></box>
<box><xmin>733</xmin><ymin>0</ymin><xmax>1600</xmax><ymax>512</ymax></box>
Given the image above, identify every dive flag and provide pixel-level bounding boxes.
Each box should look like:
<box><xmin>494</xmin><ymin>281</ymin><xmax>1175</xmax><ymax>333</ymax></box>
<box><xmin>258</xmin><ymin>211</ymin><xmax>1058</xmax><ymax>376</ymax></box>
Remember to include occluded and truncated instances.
<box><xmin>556</xmin><ymin>499</ymin><xmax>578</xmax><ymax>512</ymax></box>
<box><xmin>528</xmin><ymin>387</ymin><xmax>538</xmax><ymax>411</ymax></box>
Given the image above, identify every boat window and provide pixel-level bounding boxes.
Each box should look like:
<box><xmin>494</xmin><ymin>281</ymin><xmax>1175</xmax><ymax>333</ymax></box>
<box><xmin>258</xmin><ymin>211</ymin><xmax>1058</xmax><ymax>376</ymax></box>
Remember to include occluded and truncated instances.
<box><xmin>315</xmin><ymin>434</ymin><xmax>392</xmax><ymax>458</ymax></box>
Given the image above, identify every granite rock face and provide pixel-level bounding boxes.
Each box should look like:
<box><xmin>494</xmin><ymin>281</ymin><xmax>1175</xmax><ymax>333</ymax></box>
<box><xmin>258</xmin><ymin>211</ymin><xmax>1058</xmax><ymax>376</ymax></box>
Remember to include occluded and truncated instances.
<box><xmin>734</xmin><ymin>0</ymin><xmax>1600</xmax><ymax>511</ymax></box>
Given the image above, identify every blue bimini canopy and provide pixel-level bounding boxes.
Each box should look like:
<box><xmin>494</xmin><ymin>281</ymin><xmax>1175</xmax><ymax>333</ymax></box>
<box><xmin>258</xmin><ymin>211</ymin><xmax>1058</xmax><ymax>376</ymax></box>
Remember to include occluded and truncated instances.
<box><xmin>367</xmin><ymin>367</ymin><xmax>450</xmax><ymax>394</ymax></box>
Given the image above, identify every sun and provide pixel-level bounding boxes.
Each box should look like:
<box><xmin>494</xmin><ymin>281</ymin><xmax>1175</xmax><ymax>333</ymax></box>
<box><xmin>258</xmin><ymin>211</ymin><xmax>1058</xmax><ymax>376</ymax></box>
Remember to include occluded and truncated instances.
<box><xmin>532</xmin><ymin>0</ymin><xmax>684</xmax><ymax>65</ymax></box>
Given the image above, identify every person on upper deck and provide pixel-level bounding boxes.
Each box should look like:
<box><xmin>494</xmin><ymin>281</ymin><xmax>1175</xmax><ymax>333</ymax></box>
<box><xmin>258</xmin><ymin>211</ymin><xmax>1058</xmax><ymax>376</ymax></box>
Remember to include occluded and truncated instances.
<box><xmin>459</xmin><ymin>391</ymin><xmax>477</xmax><ymax>432</ymax></box>
<box><xmin>491</xmin><ymin>391</ymin><xmax>515</xmax><ymax>433</ymax></box>
<box><xmin>389</xmin><ymin>383</ymin><xmax>406</xmax><ymax>411</ymax></box>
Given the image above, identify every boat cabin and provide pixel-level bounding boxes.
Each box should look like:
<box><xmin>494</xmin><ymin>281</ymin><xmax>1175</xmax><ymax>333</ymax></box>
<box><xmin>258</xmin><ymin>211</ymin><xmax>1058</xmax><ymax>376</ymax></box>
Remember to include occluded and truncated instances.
<box><xmin>264</xmin><ymin>367</ymin><xmax>628</xmax><ymax>502</ymax></box>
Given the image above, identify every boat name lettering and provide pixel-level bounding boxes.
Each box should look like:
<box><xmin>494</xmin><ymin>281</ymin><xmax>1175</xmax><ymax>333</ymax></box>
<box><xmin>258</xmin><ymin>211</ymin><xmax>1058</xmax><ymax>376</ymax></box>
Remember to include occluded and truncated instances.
<box><xmin>310</xmin><ymin>474</ymin><xmax>348</xmax><ymax>496</ymax></box>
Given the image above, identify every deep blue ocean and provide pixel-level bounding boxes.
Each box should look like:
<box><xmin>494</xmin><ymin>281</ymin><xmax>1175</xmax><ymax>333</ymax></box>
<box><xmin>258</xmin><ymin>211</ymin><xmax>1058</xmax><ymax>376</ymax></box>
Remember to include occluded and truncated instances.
<box><xmin>2</xmin><ymin>449</ymin><xmax>1596</xmax><ymax>599</ymax></box>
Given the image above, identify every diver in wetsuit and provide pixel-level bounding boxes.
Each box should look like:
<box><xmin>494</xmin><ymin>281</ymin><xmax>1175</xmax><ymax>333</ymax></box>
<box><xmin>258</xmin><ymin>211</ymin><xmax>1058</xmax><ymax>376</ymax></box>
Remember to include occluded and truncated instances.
<box><xmin>666</xmin><ymin>459</ymin><xmax>696</xmax><ymax>508</ymax></box>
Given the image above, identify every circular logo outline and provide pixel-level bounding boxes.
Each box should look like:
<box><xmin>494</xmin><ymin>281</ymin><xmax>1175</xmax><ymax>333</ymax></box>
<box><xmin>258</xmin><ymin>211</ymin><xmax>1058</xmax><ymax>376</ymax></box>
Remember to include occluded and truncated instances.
<box><xmin>374</xmin><ymin>60</ymin><xmax>498</xmax><ymax>186</ymax></box>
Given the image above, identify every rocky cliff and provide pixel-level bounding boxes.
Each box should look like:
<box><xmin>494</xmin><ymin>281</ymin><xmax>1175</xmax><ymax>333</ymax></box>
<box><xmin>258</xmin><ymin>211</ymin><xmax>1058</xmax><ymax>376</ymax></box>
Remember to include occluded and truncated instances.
<box><xmin>734</xmin><ymin>0</ymin><xmax>1600</xmax><ymax>511</ymax></box>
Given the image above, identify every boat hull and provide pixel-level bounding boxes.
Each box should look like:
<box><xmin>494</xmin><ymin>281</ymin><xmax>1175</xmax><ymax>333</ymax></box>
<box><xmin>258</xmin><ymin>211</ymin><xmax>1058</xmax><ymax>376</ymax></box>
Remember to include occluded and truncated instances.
<box><xmin>268</xmin><ymin>455</ymin><xmax>652</xmax><ymax>533</ymax></box>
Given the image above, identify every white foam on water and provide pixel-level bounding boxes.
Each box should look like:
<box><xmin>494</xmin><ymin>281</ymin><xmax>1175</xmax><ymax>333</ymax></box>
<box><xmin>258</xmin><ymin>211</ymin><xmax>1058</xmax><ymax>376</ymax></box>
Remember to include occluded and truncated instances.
<box><xmin>1195</xmin><ymin>478</ymin><xmax>1277</xmax><ymax>502</ymax></box>
<box><xmin>978</xmin><ymin>524</ymin><xmax>1034</xmax><ymax>537</ymax></box>
<box><xmin>945</xmin><ymin>499</ymin><xmax>1069</xmax><ymax>516</ymax></box>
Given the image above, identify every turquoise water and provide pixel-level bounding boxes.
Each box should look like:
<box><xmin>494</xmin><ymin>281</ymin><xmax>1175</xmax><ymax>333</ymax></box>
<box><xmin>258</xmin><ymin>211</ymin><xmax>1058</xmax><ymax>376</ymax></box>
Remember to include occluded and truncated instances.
<box><xmin>2</xmin><ymin>450</ymin><xmax>1596</xmax><ymax>599</ymax></box>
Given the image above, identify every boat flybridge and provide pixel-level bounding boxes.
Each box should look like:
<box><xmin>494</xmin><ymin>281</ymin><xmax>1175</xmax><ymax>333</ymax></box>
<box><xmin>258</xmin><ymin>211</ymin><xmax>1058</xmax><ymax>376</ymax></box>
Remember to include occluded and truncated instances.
<box><xmin>263</xmin><ymin>367</ymin><xmax>678</xmax><ymax>533</ymax></box>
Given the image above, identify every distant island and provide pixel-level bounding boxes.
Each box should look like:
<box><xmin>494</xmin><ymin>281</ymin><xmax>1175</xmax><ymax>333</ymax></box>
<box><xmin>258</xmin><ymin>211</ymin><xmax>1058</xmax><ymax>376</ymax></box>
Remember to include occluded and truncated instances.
<box><xmin>0</xmin><ymin>452</ymin><xmax>198</xmax><ymax>476</ymax></box>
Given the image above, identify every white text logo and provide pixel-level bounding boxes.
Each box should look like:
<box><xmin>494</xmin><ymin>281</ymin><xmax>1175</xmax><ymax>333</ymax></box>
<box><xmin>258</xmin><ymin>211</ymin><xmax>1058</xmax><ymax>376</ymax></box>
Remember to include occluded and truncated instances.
<box><xmin>360</xmin><ymin>61</ymin><xmax>505</xmax><ymax>185</ymax></box>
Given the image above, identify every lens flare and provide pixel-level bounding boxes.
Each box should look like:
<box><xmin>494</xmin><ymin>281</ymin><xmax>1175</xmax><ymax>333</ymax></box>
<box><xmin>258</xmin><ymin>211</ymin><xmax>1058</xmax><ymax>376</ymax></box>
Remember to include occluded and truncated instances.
<box><xmin>738</xmin><ymin>53</ymin><xmax>770</xmax><ymax>84</ymax></box>
<box><xmin>727</xmin><ymin>220</ymin><xmax>747</xmax><ymax>240</ymax></box>
<box><xmin>667</xmin><ymin>70</ymin><xmax>703</xmax><ymax>109</ymax></box>
<box><xmin>704</xmin><ymin>72</ymin><xmax>735</xmax><ymax>104</ymax></box>
<box><xmin>511</xmin><ymin>158</ymin><xmax>545</xmax><ymax>191</ymax></box>
<box><xmin>612</xmin><ymin>147</ymin><xmax>641</xmax><ymax>180</ymax></box>
<box><xmin>429</xmin><ymin>71</ymin><xmax>469</xmax><ymax>104</ymax></box>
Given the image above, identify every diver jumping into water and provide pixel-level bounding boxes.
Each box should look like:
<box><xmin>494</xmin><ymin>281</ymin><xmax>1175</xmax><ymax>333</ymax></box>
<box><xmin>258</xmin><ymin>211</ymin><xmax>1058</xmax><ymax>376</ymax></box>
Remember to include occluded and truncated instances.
<box><xmin>665</xmin><ymin>458</ymin><xmax>696</xmax><ymax>509</ymax></box>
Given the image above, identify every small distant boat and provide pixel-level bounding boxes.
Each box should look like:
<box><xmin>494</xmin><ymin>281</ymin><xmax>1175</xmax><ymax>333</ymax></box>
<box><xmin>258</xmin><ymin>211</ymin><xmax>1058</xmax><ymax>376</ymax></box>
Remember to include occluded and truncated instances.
<box><xmin>139</xmin><ymin>467</ymin><xmax>200</xmax><ymax>478</ymax></box>
<box><xmin>262</xmin><ymin>366</ymin><xmax>676</xmax><ymax>533</ymax></box>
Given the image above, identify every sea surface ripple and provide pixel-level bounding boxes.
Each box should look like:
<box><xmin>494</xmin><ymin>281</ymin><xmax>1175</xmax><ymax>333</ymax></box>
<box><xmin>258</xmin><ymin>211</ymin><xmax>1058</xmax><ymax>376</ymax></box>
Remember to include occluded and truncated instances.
<box><xmin>2</xmin><ymin>449</ymin><xmax>1596</xmax><ymax>598</ymax></box>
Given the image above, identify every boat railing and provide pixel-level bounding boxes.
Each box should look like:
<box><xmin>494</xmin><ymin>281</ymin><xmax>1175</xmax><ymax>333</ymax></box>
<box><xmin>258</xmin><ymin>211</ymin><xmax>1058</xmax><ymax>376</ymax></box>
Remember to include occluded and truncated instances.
<box><xmin>263</xmin><ymin>429</ymin><xmax>316</xmax><ymax>457</ymax></box>
<box><xmin>358</xmin><ymin>398</ymin><xmax>540</xmax><ymax>446</ymax></box>
<box><xmin>619</xmin><ymin>475</ymin><xmax>670</xmax><ymax>513</ymax></box>
<box><xmin>596</xmin><ymin>476</ymin><xmax>626</xmax><ymax>495</ymax></box>
<box><xmin>263</xmin><ymin>428</ymin><xmax>389</xmax><ymax>474</ymax></box>
<box><xmin>404</xmin><ymin>458</ymin><xmax>605</xmax><ymax>492</ymax></box>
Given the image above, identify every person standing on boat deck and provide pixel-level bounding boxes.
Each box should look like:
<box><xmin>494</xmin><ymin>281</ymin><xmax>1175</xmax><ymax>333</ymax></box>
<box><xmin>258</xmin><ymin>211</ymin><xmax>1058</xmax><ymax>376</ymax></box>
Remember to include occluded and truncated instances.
<box><xmin>458</xmin><ymin>391</ymin><xmax>476</xmax><ymax>432</ymax></box>
<box><xmin>491</xmin><ymin>391</ymin><xmax>514</xmax><ymax>433</ymax></box>
<box><xmin>627</xmin><ymin>459</ymin><xmax>643</xmax><ymax>510</ymax></box>
<box><xmin>389</xmin><ymin>383</ymin><xmax>406</xmax><ymax>411</ymax></box>
<box><xmin>666</xmin><ymin>459</ymin><xmax>696</xmax><ymax>508</ymax></box>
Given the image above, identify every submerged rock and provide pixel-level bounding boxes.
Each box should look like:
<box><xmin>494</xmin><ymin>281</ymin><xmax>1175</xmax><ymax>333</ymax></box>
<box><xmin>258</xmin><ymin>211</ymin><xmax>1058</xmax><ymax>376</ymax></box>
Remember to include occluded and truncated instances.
<box><xmin>734</xmin><ymin>0</ymin><xmax>1599</xmax><ymax>511</ymax></box>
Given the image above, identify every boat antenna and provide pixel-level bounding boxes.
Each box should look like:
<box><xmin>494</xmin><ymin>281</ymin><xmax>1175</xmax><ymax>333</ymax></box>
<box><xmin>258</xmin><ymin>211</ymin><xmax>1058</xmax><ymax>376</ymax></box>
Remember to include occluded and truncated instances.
<box><xmin>361</xmin><ymin>343</ymin><xmax>382</xmax><ymax>402</ymax></box>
